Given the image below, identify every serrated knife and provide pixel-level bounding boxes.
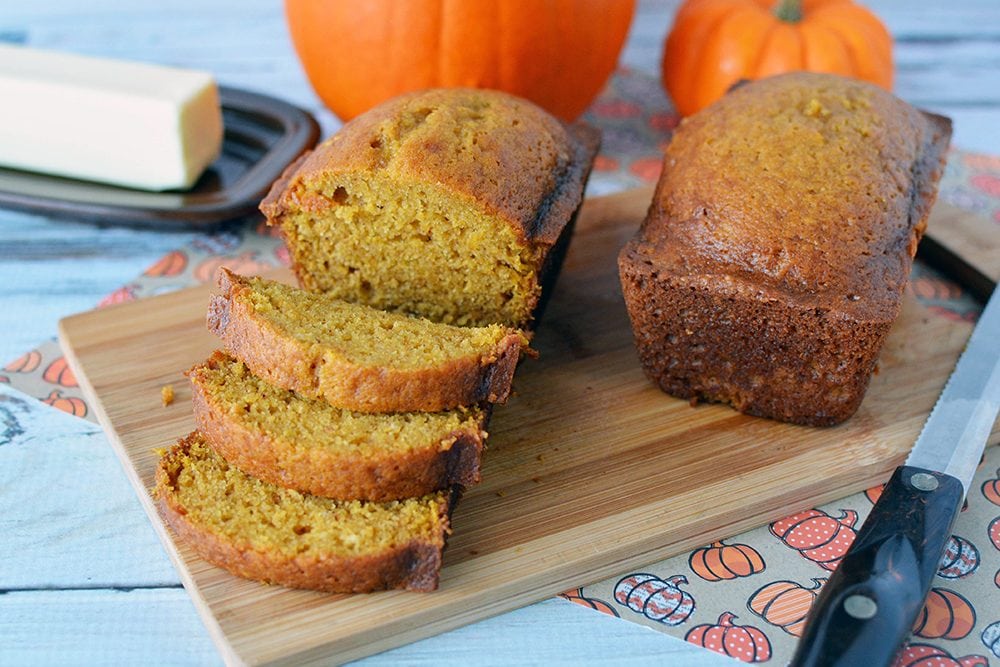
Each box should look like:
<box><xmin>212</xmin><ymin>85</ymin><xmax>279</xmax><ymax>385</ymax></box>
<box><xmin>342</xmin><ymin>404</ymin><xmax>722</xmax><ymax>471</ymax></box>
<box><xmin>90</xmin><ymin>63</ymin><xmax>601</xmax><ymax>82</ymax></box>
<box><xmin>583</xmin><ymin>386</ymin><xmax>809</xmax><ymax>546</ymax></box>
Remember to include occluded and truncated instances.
<box><xmin>790</xmin><ymin>287</ymin><xmax>1000</xmax><ymax>667</ymax></box>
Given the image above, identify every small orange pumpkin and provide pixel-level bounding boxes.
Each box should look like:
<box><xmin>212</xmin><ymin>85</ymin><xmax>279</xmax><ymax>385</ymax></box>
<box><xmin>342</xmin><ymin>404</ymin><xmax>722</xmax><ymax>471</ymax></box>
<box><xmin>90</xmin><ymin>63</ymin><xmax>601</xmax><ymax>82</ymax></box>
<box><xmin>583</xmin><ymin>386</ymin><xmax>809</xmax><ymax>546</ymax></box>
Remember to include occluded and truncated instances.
<box><xmin>893</xmin><ymin>643</ymin><xmax>989</xmax><ymax>667</ymax></box>
<box><xmin>43</xmin><ymin>356</ymin><xmax>77</xmax><ymax>388</ymax></box>
<box><xmin>685</xmin><ymin>611</ymin><xmax>772</xmax><ymax>663</ymax></box>
<box><xmin>662</xmin><ymin>0</ymin><xmax>893</xmax><ymax>116</ymax></box>
<box><xmin>983</xmin><ymin>468</ymin><xmax>1000</xmax><ymax>506</ymax></box>
<box><xmin>42</xmin><ymin>389</ymin><xmax>88</xmax><ymax>418</ymax></box>
<box><xmin>689</xmin><ymin>540</ymin><xmax>765</xmax><ymax>581</ymax></box>
<box><xmin>747</xmin><ymin>578</ymin><xmax>825</xmax><ymax>636</ymax></box>
<box><xmin>193</xmin><ymin>252</ymin><xmax>274</xmax><ymax>285</ymax></box>
<box><xmin>5</xmin><ymin>349</ymin><xmax>42</xmax><ymax>373</ymax></box>
<box><xmin>913</xmin><ymin>588</ymin><xmax>976</xmax><ymax>640</ymax></box>
<box><xmin>284</xmin><ymin>0</ymin><xmax>636</xmax><ymax>122</ymax></box>
<box><xmin>559</xmin><ymin>588</ymin><xmax>619</xmax><ymax>618</ymax></box>
<box><xmin>143</xmin><ymin>250</ymin><xmax>188</xmax><ymax>278</ymax></box>
<box><xmin>989</xmin><ymin>516</ymin><xmax>1000</xmax><ymax>551</ymax></box>
<box><xmin>770</xmin><ymin>508</ymin><xmax>858</xmax><ymax>571</ymax></box>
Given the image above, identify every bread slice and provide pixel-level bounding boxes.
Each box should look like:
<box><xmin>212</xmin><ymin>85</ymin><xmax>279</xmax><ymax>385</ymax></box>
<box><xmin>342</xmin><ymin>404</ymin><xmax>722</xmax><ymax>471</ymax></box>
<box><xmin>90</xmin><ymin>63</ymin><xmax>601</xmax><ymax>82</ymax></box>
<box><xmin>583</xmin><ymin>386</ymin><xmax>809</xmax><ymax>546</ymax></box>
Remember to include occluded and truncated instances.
<box><xmin>189</xmin><ymin>351</ymin><xmax>487</xmax><ymax>501</ymax></box>
<box><xmin>260</xmin><ymin>87</ymin><xmax>600</xmax><ymax>329</ymax></box>
<box><xmin>154</xmin><ymin>432</ymin><xmax>452</xmax><ymax>593</ymax></box>
<box><xmin>208</xmin><ymin>269</ymin><xmax>528</xmax><ymax>413</ymax></box>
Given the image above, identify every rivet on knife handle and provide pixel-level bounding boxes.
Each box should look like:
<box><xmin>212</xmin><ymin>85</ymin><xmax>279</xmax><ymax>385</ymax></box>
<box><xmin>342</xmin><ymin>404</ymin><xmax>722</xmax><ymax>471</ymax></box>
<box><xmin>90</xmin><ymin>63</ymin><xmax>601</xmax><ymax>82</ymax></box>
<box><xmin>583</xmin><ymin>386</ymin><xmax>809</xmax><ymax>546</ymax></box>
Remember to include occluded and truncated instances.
<box><xmin>789</xmin><ymin>465</ymin><xmax>964</xmax><ymax>667</ymax></box>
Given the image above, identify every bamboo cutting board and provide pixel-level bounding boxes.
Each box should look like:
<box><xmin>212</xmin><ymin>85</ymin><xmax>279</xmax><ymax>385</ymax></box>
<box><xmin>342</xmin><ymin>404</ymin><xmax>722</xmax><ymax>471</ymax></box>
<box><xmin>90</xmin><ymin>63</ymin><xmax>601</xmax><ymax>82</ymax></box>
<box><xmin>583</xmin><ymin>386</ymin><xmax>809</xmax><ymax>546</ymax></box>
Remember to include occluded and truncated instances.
<box><xmin>59</xmin><ymin>188</ymin><xmax>999</xmax><ymax>666</ymax></box>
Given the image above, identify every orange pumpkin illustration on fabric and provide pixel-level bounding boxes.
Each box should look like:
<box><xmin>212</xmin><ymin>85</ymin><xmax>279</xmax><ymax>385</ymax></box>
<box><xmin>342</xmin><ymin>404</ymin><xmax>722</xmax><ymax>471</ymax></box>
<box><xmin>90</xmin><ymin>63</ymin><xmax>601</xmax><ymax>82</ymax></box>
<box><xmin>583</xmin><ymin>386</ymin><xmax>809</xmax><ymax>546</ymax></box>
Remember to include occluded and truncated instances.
<box><xmin>41</xmin><ymin>389</ymin><xmax>88</xmax><ymax>418</ymax></box>
<box><xmin>989</xmin><ymin>516</ymin><xmax>1000</xmax><ymax>551</ymax></box>
<box><xmin>558</xmin><ymin>588</ymin><xmax>619</xmax><ymax>618</ymax></box>
<box><xmin>937</xmin><ymin>535</ymin><xmax>980</xmax><ymax>579</ymax></box>
<box><xmin>0</xmin><ymin>375</ymin><xmax>9</xmax><ymax>383</ymax></box>
<box><xmin>865</xmin><ymin>484</ymin><xmax>884</xmax><ymax>504</ymax></box>
<box><xmin>689</xmin><ymin>540</ymin><xmax>765</xmax><ymax>581</ymax></box>
<box><xmin>193</xmin><ymin>252</ymin><xmax>275</xmax><ymax>284</ymax></box>
<box><xmin>613</xmin><ymin>573</ymin><xmax>695</xmax><ymax>626</ymax></box>
<box><xmin>983</xmin><ymin>469</ymin><xmax>1000</xmax><ymax>506</ymax></box>
<box><xmin>5</xmin><ymin>349</ymin><xmax>42</xmax><ymax>373</ymax></box>
<box><xmin>912</xmin><ymin>587</ymin><xmax>976</xmax><ymax>640</ymax></box>
<box><xmin>143</xmin><ymin>250</ymin><xmax>188</xmax><ymax>277</ymax></box>
<box><xmin>770</xmin><ymin>508</ymin><xmax>858</xmax><ymax>571</ymax></box>
<box><xmin>685</xmin><ymin>612</ymin><xmax>772</xmax><ymax>663</ymax></box>
<box><xmin>97</xmin><ymin>285</ymin><xmax>138</xmax><ymax>308</ymax></box>
<box><xmin>42</xmin><ymin>356</ymin><xmax>77</xmax><ymax>388</ymax></box>
<box><xmin>747</xmin><ymin>578</ymin><xmax>826</xmax><ymax>637</ymax></box>
<box><xmin>892</xmin><ymin>643</ymin><xmax>989</xmax><ymax>667</ymax></box>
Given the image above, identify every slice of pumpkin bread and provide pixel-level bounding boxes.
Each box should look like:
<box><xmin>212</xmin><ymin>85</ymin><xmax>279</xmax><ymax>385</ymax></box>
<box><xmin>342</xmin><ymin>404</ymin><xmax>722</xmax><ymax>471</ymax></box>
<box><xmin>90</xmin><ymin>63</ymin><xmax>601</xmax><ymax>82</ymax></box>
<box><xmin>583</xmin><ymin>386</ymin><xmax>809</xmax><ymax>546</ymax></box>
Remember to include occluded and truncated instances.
<box><xmin>154</xmin><ymin>432</ymin><xmax>452</xmax><ymax>593</ymax></box>
<box><xmin>260</xmin><ymin>87</ymin><xmax>599</xmax><ymax>329</ymax></box>
<box><xmin>189</xmin><ymin>351</ymin><xmax>488</xmax><ymax>501</ymax></box>
<box><xmin>207</xmin><ymin>269</ymin><xmax>529</xmax><ymax>413</ymax></box>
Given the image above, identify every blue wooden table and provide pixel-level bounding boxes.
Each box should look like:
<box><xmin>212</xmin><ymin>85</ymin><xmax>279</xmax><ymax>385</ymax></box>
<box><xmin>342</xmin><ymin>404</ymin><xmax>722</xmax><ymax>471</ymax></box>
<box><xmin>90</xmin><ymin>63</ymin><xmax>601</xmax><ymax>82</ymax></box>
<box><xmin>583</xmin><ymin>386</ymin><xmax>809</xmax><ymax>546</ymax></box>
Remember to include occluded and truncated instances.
<box><xmin>2</xmin><ymin>1</ymin><xmax>998</xmax><ymax>664</ymax></box>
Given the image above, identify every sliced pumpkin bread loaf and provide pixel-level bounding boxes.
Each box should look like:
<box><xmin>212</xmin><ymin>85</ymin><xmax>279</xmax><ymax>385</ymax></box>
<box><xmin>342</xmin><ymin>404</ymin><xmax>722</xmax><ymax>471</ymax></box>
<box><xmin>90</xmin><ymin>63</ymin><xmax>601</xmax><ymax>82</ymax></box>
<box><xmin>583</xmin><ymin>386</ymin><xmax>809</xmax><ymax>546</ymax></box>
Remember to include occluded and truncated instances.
<box><xmin>155</xmin><ymin>432</ymin><xmax>452</xmax><ymax>593</ymax></box>
<box><xmin>260</xmin><ymin>87</ymin><xmax>600</xmax><ymax>329</ymax></box>
<box><xmin>189</xmin><ymin>351</ymin><xmax>487</xmax><ymax>501</ymax></box>
<box><xmin>208</xmin><ymin>269</ymin><xmax>529</xmax><ymax>413</ymax></box>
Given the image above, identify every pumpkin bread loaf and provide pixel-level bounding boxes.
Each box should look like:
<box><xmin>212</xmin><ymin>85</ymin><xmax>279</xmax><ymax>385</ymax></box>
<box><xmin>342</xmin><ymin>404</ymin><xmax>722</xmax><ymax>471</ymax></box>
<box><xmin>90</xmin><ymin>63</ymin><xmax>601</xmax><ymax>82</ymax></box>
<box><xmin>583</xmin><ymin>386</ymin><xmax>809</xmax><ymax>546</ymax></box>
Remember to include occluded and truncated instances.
<box><xmin>261</xmin><ymin>87</ymin><xmax>600</xmax><ymax>329</ymax></box>
<box><xmin>155</xmin><ymin>432</ymin><xmax>452</xmax><ymax>593</ymax></box>
<box><xmin>208</xmin><ymin>269</ymin><xmax>529</xmax><ymax>413</ymax></box>
<box><xmin>189</xmin><ymin>351</ymin><xmax>487</xmax><ymax>501</ymax></box>
<box><xmin>619</xmin><ymin>72</ymin><xmax>952</xmax><ymax>426</ymax></box>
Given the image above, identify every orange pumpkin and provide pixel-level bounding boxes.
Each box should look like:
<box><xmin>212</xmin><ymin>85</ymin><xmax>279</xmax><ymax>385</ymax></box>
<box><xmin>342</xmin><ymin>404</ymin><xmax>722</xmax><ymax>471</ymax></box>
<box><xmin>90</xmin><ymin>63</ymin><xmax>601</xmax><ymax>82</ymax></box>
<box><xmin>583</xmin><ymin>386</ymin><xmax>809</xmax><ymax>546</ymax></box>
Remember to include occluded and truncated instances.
<box><xmin>662</xmin><ymin>0</ymin><xmax>893</xmax><ymax>116</ymax></box>
<box><xmin>893</xmin><ymin>643</ymin><xmax>989</xmax><ymax>667</ymax></box>
<box><xmin>685</xmin><ymin>611</ymin><xmax>772</xmax><ymax>663</ymax></box>
<box><xmin>747</xmin><ymin>578</ymin><xmax>825</xmax><ymax>636</ymax></box>
<box><xmin>5</xmin><ymin>349</ymin><xmax>42</xmax><ymax>373</ymax></box>
<box><xmin>689</xmin><ymin>540</ymin><xmax>766</xmax><ymax>581</ymax></box>
<box><xmin>43</xmin><ymin>356</ymin><xmax>77</xmax><ymax>388</ymax></box>
<box><xmin>143</xmin><ymin>250</ymin><xmax>188</xmax><ymax>278</ymax></box>
<box><xmin>983</xmin><ymin>468</ymin><xmax>1000</xmax><ymax>506</ymax></box>
<box><xmin>42</xmin><ymin>389</ymin><xmax>88</xmax><ymax>418</ymax></box>
<box><xmin>770</xmin><ymin>508</ymin><xmax>858</xmax><ymax>571</ymax></box>
<box><xmin>558</xmin><ymin>588</ymin><xmax>619</xmax><ymax>617</ymax></box>
<box><xmin>193</xmin><ymin>252</ymin><xmax>274</xmax><ymax>285</ymax></box>
<box><xmin>284</xmin><ymin>0</ymin><xmax>636</xmax><ymax>122</ymax></box>
<box><xmin>912</xmin><ymin>588</ymin><xmax>976</xmax><ymax>640</ymax></box>
<box><xmin>990</xmin><ymin>516</ymin><xmax>1000</xmax><ymax>551</ymax></box>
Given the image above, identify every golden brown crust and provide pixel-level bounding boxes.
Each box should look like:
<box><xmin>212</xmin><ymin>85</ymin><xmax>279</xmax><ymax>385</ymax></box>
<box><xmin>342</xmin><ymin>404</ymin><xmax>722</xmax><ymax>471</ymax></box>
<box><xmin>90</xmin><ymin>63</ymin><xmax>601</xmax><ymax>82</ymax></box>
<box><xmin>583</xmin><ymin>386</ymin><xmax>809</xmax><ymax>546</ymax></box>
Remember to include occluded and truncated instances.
<box><xmin>262</xmin><ymin>88</ymin><xmax>596</xmax><ymax>247</ymax></box>
<box><xmin>619</xmin><ymin>73</ymin><xmax>952</xmax><ymax>426</ymax></box>
<box><xmin>189</xmin><ymin>352</ymin><xmax>487</xmax><ymax>501</ymax></box>
<box><xmin>154</xmin><ymin>433</ymin><xmax>451</xmax><ymax>593</ymax></box>
<box><xmin>206</xmin><ymin>269</ymin><xmax>524</xmax><ymax>413</ymax></box>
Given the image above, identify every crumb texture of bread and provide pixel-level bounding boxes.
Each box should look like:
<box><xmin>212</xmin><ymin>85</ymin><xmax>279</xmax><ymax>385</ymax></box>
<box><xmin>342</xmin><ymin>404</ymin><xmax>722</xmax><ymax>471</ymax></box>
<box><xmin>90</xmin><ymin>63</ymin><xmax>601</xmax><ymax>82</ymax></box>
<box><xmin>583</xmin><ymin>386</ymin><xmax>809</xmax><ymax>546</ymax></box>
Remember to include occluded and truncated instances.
<box><xmin>261</xmin><ymin>87</ymin><xmax>599</xmax><ymax>328</ymax></box>
<box><xmin>208</xmin><ymin>269</ymin><xmax>527</xmax><ymax>413</ymax></box>
<box><xmin>189</xmin><ymin>351</ymin><xmax>487</xmax><ymax>501</ymax></box>
<box><xmin>154</xmin><ymin>432</ymin><xmax>451</xmax><ymax>593</ymax></box>
<box><xmin>619</xmin><ymin>72</ymin><xmax>952</xmax><ymax>426</ymax></box>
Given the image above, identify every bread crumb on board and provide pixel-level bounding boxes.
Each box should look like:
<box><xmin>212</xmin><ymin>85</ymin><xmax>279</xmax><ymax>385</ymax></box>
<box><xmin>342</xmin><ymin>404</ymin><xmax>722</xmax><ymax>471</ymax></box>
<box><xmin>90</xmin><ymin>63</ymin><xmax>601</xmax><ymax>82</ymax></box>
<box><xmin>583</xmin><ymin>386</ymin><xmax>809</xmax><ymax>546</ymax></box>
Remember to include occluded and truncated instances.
<box><xmin>161</xmin><ymin>384</ymin><xmax>175</xmax><ymax>406</ymax></box>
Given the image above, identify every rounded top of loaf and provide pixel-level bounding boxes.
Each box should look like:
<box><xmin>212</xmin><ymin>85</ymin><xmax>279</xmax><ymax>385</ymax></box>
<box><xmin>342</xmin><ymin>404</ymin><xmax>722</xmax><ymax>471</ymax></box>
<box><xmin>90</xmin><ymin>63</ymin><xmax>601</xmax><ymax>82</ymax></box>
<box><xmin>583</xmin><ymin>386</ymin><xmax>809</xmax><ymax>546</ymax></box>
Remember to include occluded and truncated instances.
<box><xmin>263</xmin><ymin>87</ymin><xmax>597</xmax><ymax>245</ymax></box>
<box><xmin>639</xmin><ymin>72</ymin><xmax>951</xmax><ymax>316</ymax></box>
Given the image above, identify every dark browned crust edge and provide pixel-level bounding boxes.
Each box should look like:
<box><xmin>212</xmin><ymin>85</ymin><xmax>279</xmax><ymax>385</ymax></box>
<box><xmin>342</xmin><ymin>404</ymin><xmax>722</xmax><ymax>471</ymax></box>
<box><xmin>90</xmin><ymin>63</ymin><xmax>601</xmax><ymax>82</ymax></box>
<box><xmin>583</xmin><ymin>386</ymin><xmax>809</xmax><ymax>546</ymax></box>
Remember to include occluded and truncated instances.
<box><xmin>207</xmin><ymin>269</ymin><xmax>525</xmax><ymax>413</ymax></box>
<box><xmin>154</xmin><ymin>433</ymin><xmax>450</xmax><ymax>593</ymax></box>
<box><xmin>525</xmin><ymin>122</ymin><xmax>601</xmax><ymax>331</ymax></box>
<box><xmin>189</xmin><ymin>352</ymin><xmax>486</xmax><ymax>501</ymax></box>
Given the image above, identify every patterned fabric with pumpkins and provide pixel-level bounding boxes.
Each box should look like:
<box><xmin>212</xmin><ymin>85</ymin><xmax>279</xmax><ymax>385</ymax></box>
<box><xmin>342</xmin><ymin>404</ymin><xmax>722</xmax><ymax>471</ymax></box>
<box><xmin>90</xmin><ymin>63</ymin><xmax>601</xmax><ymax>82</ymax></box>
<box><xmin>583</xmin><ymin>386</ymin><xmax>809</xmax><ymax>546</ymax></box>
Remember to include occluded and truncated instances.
<box><xmin>4</xmin><ymin>69</ymin><xmax>999</xmax><ymax>665</ymax></box>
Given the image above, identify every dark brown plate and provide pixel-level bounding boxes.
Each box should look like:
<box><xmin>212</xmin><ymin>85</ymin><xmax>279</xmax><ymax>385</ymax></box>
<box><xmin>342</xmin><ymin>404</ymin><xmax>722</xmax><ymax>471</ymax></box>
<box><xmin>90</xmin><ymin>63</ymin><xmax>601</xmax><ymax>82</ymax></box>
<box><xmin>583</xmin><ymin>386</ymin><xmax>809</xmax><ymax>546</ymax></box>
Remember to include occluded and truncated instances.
<box><xmin>0</xmin><ymin>86</ymin><xmax>320</xmax><ymax>228</ymax></box>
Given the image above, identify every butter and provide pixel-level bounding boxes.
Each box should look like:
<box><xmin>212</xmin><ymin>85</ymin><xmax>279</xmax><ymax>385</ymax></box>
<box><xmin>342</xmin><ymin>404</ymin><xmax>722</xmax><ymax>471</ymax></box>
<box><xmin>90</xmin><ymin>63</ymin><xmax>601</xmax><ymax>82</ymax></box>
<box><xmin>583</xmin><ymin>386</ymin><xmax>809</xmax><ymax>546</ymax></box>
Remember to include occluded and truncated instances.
<box><xmin>0</xmin><ymin>44</ymin><xmax>223</xmax><ymax>191</ymax></box>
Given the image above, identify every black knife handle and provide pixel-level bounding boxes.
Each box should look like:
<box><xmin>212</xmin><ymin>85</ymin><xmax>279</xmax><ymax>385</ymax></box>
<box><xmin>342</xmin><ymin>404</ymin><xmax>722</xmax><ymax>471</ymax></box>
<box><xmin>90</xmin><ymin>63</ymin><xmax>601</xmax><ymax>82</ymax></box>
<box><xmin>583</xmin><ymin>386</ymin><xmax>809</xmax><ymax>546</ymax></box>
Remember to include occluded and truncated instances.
<box><xmin>789</xmin><ymin>465</ymin><xmax>964</xmax><ymax>667</ymax></box>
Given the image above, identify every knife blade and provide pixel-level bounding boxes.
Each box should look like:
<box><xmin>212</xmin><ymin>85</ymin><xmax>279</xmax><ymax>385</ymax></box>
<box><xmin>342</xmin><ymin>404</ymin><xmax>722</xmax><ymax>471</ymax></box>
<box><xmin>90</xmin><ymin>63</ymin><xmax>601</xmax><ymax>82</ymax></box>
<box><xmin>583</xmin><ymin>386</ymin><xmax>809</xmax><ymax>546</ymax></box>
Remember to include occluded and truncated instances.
<box><xmin>790</xmin><ymin>287</ymin><xmax>1000</xmax><ymax>667</ymax></box>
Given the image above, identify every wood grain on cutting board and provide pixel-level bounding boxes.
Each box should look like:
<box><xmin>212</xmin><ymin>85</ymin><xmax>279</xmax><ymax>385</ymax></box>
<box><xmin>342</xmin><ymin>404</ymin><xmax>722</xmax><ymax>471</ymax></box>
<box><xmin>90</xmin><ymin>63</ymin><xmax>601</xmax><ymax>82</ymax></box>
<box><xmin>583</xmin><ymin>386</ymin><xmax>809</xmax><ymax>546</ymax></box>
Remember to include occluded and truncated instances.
<box><xmin>59</xmin><ymin>187</ymin><xmax>999</xmax><ymax>666</ymax></box>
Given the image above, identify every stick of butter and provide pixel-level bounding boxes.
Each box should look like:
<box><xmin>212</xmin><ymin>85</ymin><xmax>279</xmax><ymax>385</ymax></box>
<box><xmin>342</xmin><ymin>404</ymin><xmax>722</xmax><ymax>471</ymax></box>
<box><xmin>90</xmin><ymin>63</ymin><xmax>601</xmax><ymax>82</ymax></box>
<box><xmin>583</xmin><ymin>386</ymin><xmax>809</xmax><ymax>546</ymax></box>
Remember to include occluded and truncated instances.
<box><xmin>0</xmin><ymin>44</ymin><xmax>223</xmax><ymax>191</ymax></box>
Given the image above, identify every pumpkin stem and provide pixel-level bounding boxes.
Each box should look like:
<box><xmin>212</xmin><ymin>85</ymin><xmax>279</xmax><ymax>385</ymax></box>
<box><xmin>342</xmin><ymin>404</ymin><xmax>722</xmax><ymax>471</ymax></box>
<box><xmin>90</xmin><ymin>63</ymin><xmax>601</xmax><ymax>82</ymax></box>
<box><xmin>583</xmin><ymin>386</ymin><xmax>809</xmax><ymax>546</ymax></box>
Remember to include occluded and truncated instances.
<box><xmin>774</xmin><ymin>0</ymin><xmax>802</xmax><ymax>22</ymax></box>
<box><xmin>718</xmin><ymin>611</ymin><xmax>738</xmax><ymax>626</ymax></box>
